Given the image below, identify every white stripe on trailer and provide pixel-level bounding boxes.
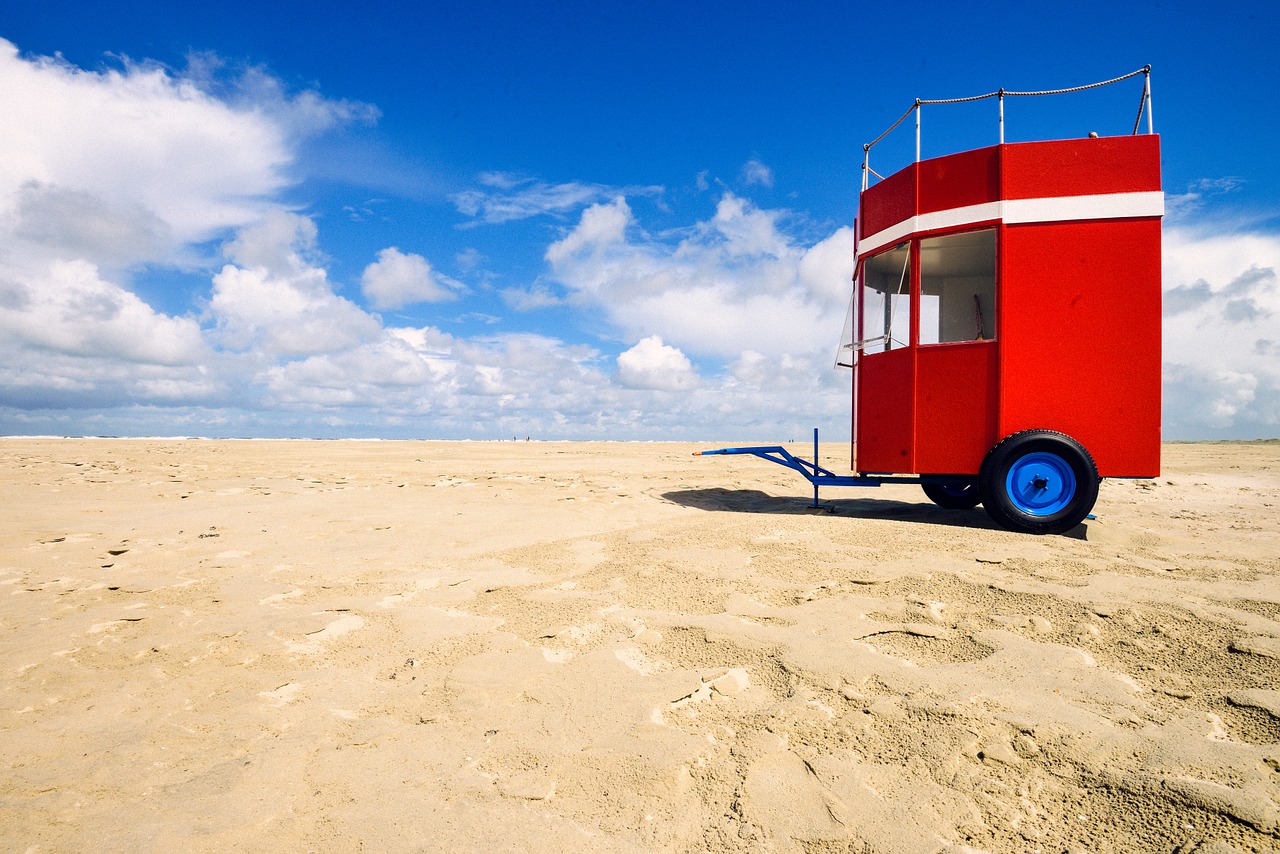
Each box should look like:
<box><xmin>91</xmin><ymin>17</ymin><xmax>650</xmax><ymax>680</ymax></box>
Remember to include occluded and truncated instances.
<box><xmin>859</xmin><ymin>201</ymin><xmax>1001</xmax><ymax>256</ymax></box>
<box><xmin>1003</xmin><ymin>191</ymin><xmax>1165</xmax><ymax>225</ymax></box>
<box><xmin>857</xmin><ymin>190</ymin><xmax>1164</xmax><ymax>257</ymax></box>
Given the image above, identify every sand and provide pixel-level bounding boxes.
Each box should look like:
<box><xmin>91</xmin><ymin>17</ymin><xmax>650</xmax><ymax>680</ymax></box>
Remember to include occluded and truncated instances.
<box><xmin>1</xmin><ymin>437</ymin><xmax>1277</xmax><ymax>853</ymax></box>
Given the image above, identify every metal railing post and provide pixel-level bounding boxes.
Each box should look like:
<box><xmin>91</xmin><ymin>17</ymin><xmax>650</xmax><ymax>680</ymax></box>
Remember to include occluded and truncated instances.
<box><xmin>914</xmin><ymin>100</ymin><xmax>921</xmax><ymax>162</ymax></box>
<box><xmin>1144</xmin><ymin>68</ymin><xmax>1154</xmax><ymax>133</ymax></box>
<box><xmin>812</xmin><ymin>428</ymin><xmax>820</xmax><ymax>508</ymax></box>
<box><xmin>998</xmin><ymin>89</ymin><xmax>1005</xmax><ymax>144</ymax></box>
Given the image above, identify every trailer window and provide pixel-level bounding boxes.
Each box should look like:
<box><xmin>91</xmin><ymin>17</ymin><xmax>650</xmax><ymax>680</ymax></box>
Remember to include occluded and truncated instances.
<box><xmin>919</xmin><ymin>229</ymin><xmax>996</xmax><ymax>344</ymax></box>
<box><xmin>860</xmin><ymin>243</ymin><xmax>911</xmax><ymax>354</ymax></box>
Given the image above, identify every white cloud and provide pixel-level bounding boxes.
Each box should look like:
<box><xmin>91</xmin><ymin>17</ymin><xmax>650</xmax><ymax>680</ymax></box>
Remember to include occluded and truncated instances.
<box><xmin>544</xmin><ymin>196</ymin><xmax>634</xmax><ymax>264</ymax></box>
<box><xmin>798</xmin><ymin>226</ymin><xmax>858</xmax><ymax>306</ymax></box>
<box><xmin>0</xmin><ymin>258</ymin><xmax>206</xmax><ymax>366</ymax></box>
<box><xmin>260</xmin><ymin>333</ymin><xmax>445</xmax><ymax>408</ymax></box>
<box><xmin>704</xmin><ymin>193</ymin><xmax>791</xmax><ymax>258</ymax></box>
<box><xmin>361</xmin><ymin>247</ymin><xmax>462</xmax><ymax>309</ymax></box>
<box><xmin>617</xmin><ymin>336</ymin><xmax>698</xmax><ymax>390</ymax></box>
<box><xmin>222</xmin><ymin>207</ymin><xmax>319</xmax><ymax>274</ymax></box>
<box><xmin>452</xmin><ymin>174</ymin><xmax>662</xmax><ymax>225</ymax></box>
<box><xmin>181</xmin><ymin>52</ymin><xmax>380</xmax><ymax>137</ymax></box>
<box><xmin>740</xmin><ymin>158</ymin><xmax>774</xmax><ymax>188</ymax></box>
<box><xmin>0</xmin><ymin>39</ymin><xmax>296</xmax><ymax>259</ymax></box>
<box><xmin>546</xmin><ymin>192</ymin><xmax>855</xmax><ymax>361</ymax></box>
<box><xmin>730</xmin><ymin>350</ymin><xmax>814</xmax><ymax>389</ymax></box>
<box><xmin>1165</xmin><ymin>176</ymin><xmax>1247</xmax><ymax>224</ymax></box>
<box><xmin>12</xmin><ymin>182</ymin><xmax>172</xmax><ymax>269</ymax></box>
<box><xmin>0</xmin><ymin>40</ymin><xmax>375</xmax><ymax>419</ymax></box>
<box><xmin>1162</xmin><ymin>226</ymin><xmax>1280</xmax><ymax>437</ymax></box>
<box><xmin>502</xmin><ymin>285</ymin><xmax>562</xmax><ymax>311</ymax></box>
<box><xmin>255</xmin><ymin>326</ymin><xmax>619</xmax><ymax>436</ymax></box>
<box><xmin>0</xmin><ymin>257</ymin><xmax>218</xmax><ymax>410</ymax></box>
<box><xmin>455</xmin><ymin>247</ymin><xmax>485</xmax><ymax>272</ymax></box>
<box><xmin>210</xmin><ymin>212</ymin><xmax>382</xmax><ymax>357</ymax></box>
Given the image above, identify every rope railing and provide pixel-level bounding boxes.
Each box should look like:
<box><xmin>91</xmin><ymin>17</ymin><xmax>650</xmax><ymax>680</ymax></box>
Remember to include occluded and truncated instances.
<box><xmin>987</xmin><ymin>66</ymin><xmax>1148</xmax><ymax>99</ymax></box>
<box><xmin>862</xmin><ymin>66</ymin><xmax>1153</xmax><ymax>191</ymax></box>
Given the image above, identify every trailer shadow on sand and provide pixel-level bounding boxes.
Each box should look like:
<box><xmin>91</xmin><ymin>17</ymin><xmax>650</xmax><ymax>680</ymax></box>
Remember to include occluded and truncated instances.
<box><xmin>660</xmin><ymin>487</ymin><xmax>1089</xmax><ymax>539</ymax></box>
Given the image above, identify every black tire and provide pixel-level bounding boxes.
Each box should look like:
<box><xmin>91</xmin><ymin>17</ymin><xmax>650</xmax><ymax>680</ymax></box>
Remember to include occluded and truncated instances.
<box><xmin>978</xmin><ymin>430</ymin><xmax>1099</xmax><ymax>535</ymax></box>
<box><xmin>921</xmin><ymin>480</ymin><xmax>982</xmax><ymax>510</ymax></box>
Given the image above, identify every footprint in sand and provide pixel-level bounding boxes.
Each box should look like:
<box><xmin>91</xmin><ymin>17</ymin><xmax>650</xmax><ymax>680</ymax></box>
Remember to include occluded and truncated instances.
<box><xmin>307</xmin><ymin>614</ymin><xmax>364</xmax><ymax>641</ymax></box>
<box><xmin>277</xmin><ymin>613</ymin><xmax>366</xmax><ymax>654</ymax></box>
<box><xmin>259</xmin><ymin>589</ymin><xmax>303</xmax><ymax>607</ymax></box>
<box><xmin>856</xmin><ymin>625</ymin><xmax>996</xmax><ymax>666</ymax></box>
<box><xmin>670</xmin><ymin>668</ymin><xmax>750</xmax><ymax>708</ymax></box>
<box><xmin>87</xmin><ymin>617</ymin><xmax>145</xmax><ymax>635</ymax></box>
<box><xmin>259</xmin><ymin>682</ymin><xmax>302</xmax><ymax>706</ymax></box>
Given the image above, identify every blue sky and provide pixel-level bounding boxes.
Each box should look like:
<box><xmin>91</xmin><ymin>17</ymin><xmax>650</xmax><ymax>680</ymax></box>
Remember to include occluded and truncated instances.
<box><xmin>1</xmin><ymin>1</ymin><xmax>1277</xmax><ymax>440</ymax></box>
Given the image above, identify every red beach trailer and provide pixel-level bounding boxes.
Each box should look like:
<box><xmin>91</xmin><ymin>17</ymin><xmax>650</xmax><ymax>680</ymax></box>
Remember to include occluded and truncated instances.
<box><xmin>700</xmin><ymin>68</ymin><xmax>1162</xmax><ymax>535</ymax></box>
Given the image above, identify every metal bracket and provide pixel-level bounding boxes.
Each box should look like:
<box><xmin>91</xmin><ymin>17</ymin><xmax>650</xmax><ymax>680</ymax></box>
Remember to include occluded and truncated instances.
<box><xmin>696</xmin><ymin>428</ymin><xmax>885</xmax><ymax>508</ymax></box>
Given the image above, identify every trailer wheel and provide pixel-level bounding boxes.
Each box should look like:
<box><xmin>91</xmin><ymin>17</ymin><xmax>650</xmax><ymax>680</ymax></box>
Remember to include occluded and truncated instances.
<box><xmin>921</xmin><ymin>481</ymin><xmax>982</xmax><ymax>509</ymax></box>
<box><xmin>979</xmin><ymin>430</ymin><xmax>1099</xmax><ymax>535</ymax></box>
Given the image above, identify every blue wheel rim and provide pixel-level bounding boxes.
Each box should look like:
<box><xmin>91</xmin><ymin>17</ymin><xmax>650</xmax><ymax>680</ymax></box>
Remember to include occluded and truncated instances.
<box><xmin>1005</xmin><ymin>452</ymin><xmax>1076</xmax><ymax>516</ymax></box>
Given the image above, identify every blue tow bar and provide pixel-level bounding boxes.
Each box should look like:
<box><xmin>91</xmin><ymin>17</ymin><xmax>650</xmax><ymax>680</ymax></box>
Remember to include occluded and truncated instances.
<box><xmin>696</xmin><ymin>428</ymin><xmax>904</xmax><ymax>507</ymax></box>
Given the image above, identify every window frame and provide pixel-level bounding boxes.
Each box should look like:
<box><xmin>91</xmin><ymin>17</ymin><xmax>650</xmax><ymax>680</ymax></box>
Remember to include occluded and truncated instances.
<box><xmin>915</xmin><ymin>226</ymin><xmax>999</xmax><ymax>348</ymax></box>
<box><xmin>855</xmin><ymin>240</ymin><xmax>913</xmax><ymax>355</ymax></box>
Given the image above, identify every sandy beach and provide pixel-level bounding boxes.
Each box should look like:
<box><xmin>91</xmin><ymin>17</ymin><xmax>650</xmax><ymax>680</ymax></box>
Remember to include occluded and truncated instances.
<box><xmin>1</xmin><ymin>437</ymin><xmax>1277</xmax><ymax>853</ymax></box>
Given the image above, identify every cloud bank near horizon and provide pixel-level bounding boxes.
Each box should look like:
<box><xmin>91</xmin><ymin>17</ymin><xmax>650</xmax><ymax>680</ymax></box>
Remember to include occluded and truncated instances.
<box><xmin>0</xmin><ymin>40</ymin><xmax>1276</xmax><ymax>441</ymax></box>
